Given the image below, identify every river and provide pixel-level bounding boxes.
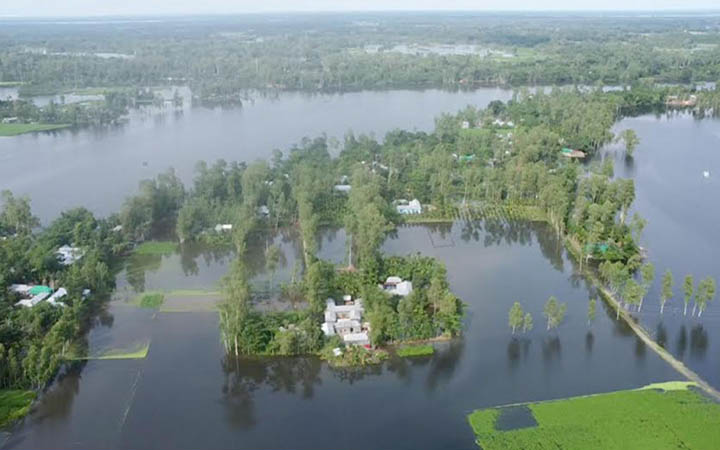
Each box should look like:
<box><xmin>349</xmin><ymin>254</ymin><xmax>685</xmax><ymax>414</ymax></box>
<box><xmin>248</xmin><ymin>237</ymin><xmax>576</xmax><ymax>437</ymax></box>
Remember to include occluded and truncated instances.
<box><xmin>2</xmin><ymin>91</ymin><xmax>719</xmax><ymax>449</ymax></box>
<box><xmin>0</xmin><ymin>87</ymin><xmax>517</xmax><ymax>223</ymax></box>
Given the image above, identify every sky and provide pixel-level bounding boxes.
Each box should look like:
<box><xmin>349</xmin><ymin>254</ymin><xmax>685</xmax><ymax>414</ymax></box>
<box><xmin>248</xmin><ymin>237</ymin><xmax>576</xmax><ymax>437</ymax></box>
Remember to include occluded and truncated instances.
<box><xmin>2</xmin><ymin>0</ymin><xmax>720</xmax><ymax>18</ymax></box>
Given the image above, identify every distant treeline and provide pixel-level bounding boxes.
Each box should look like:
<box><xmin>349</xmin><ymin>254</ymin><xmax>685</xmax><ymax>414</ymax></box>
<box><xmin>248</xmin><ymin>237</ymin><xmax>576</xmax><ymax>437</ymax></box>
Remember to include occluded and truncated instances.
<box><xmin>2</xmin><ymin>14</ymin><xmax>720</xmax><ymax>101</ymax></box>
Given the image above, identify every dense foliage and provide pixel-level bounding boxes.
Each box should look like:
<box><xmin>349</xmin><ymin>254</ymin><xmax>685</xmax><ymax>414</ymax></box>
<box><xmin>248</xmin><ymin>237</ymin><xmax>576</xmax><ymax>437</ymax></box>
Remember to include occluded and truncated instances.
<box><xmin>0</xmin><ymin>195</ymin><xmax>126</xmax><ymax>390</ymax></box>
<box><xmin>4</xmin><ymin>14</ymin><xmax>720</xmax><ymax>100</ymax></box>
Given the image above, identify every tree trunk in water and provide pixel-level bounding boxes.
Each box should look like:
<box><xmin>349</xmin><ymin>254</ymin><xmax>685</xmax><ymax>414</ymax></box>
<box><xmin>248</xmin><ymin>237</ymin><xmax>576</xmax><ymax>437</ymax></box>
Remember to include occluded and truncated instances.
<box><xmin>234</xmin><ymin>335</ymin><xmax>239</xmax><ymax>357</ymax></box>
<box><xmin>660</xmin><ymin>302</ymin><xmax>665</xmax><ymax>314</ymax></box>
<box><xmin>638</xmin><ymin>298</ymin><xmax>643</xmax><ymax>312</ymax></box>
<box><xmin>684</xmin><ymin>303</ymin><xmax>688</xmax><ymax>316</ymax></box>
<box><xmin>616</xmin><ymin>306</ymin><xmax>620</xmax><ymax>320</ymax></box>
<box><xmin>699</xmin><ymin>308</ymin><xmax>704</xmax><ymax>318</ymax></box>
<box><xmin>692</xmin><ymin>304</ymin><xmax>697</xmax><ymax>317</ymax></box>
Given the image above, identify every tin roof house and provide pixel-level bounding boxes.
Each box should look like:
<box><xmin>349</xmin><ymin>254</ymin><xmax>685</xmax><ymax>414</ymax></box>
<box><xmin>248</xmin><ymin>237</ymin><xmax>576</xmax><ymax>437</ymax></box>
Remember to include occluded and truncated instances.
<box><xmin>321</xmin><ymin>297</ymin><xmax>370</xmax><ymax>346</ymax></box>
<box><xmin>396</xmin><ymin>199</ymin><xmax>422</xmax><ymax>215</ymax></box>
<box><xmin>380</xmin><ymin>276</ymin><xmax>413</xmax><ymax>297</ymax></box>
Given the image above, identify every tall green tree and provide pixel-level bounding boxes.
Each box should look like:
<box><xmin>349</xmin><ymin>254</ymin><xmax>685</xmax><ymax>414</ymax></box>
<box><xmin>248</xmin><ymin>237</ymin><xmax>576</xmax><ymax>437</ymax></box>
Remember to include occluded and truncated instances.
<box><xmin>696</xmin><ymin>277</ymin><xmax>717</xmax><ymax>318</ymax></box>
<box><xmin>660</xmin><ymin>269</ymin><xmax>673</xmax><ymax>314</ymax></box>
<box><xmin>587</xmin><ymin>298</ymin><xmax>597</xmax><ymax>327</ymax></box>
<box><xmin>683</xmin><ymin>275</ymin><xmax>694</xmax><ymax>316</ymax></box>
<box><xmin>508</xmin><ymin>302</ymin><xmax>524</xmax><ymax>334</ymax></box>
<box><xmin>639</xmin><ymin>262</ymin><xmax>655</xmax><ymax>311</ymax></box>
<box><xmin>543</xmin><ymin>296</ymin><xmax>567</xmax><ymax>331</ymax></box>
<box><xmin>522</xmin><ymin>312</ymin><xmax>534</xmax><ymax>334</ymax></box>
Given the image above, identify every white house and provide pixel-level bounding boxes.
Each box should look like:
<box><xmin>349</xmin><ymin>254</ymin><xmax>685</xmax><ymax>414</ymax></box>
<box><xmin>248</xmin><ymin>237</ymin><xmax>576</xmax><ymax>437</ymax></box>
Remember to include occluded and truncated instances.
<box><xmin>47</xmin><ymin>288</ymin><xmax>67</xmax><ymax>307</ymax></box>
<box><xmin>396</xmin><ymin>199</ymin><xmax>422</xmax><ymax>215</ymax></box>
<box><xmin>258</xmin><ymin>205</ymin><xmax>270</xmax><ymax>217</ymax></box>
<box><xmin>214</xmin><ymin>224</ymin><xmax>233</xmax><ymax>232</ymax></box>
<box><xmin>381</xmin><ymin>276</ymin><xmax>413</xmax><ymax>297</ymax></box>
<box><xmin>57</xmin><ymin>245</ymin><xmax>84</xmax><ymax>265</ymax></box>
<box><xmin>15</xmin><ymin>291</ymin><xmax>50</xmax><ymax>308</ymax></box>
<box><xmin>321</xmin><ymin>297</ymin><xmax>370</xmax><ymax>346</ymax></box>
<box><xmin>334</xmin><ymin>184</ymin><xmax>352</xmax><ymax>193</ymax></box>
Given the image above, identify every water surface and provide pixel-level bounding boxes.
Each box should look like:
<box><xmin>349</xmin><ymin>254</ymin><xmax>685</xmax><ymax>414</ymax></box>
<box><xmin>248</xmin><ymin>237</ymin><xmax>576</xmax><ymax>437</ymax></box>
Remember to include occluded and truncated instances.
<box><xmin>3</xmin><ymin>222</ymin><xmax>679</xmax><ymax>450</ymax></box>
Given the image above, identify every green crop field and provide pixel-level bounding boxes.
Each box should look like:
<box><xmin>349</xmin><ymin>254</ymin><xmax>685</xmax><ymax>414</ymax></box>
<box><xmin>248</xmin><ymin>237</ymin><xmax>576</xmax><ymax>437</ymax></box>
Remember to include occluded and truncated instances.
<box><xmin>396</xmin><ymin>344</ymin><xmax>435</xmax><ymax>357</ymax></box>
<box><xmin>0</xmin><ymin>123</ymin><xmax>70</xmax><ymax>136</ymax></box>
<box><xmin>133</xmin><ymin>241</ymin><xmax>177</xmax><ymax>255</ymax></box>
<box><xmin>467</xmin><ymin>382</ymin><xmax>720</xmax><ymax>449</ymax></box>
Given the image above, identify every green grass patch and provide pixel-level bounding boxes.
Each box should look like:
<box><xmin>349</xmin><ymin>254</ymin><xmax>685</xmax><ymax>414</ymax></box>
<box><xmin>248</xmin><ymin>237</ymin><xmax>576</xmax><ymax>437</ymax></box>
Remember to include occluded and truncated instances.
<box><xmin>467</xmin><ymin>381</ymin><xmax>720</xmax><ymax>449</ymax></box>
<box><xmin>0</xmin><ymin>390</ymin><xmax>36</xmax><ymax>428</ymax></box>
<box><xmin>0</xmin><ymin>123</ymin><xmax>71</xmax><ymax>136</ymax></box>
<box><xmin>67</xmin><ymin>341</ymin><xmax>150</xmax><ymax>360</ymax></box>
<box><xmin>133</xmin><ymin>241</ymin><xmax>177</xmax><ymax>255</ymax></box>
<box><xmin>396</xmin><ymin>344</ymin><xmax>435</xmax><ymax>357</ymax></box>
<box><xmin>134</xmin><ymin>292</ymin><xmax>165</xmax><ymax>308</ymax></box>
<box><xmin>0</xmin><ymin>81</ymin><xmax>24</xmax><ymax>87</ymax></box>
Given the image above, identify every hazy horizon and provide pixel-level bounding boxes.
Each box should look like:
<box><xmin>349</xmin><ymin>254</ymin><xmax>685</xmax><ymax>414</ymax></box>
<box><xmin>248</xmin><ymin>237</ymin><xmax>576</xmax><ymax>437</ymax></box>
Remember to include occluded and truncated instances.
<box><xmin>3</xmin><ymin>1</ymin><xmax>720</xmax><ymax>18</ymax></box>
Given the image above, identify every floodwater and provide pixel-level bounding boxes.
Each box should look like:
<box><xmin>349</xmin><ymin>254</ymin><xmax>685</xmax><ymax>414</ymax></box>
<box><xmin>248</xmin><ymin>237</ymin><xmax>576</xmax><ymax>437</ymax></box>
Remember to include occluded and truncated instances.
<box><xmin>0</xmin><ymin>88</ymin><xmax>518</xmax><ymax>223</ymax></box>
<box><xmin>607</xmin><ymin>112</ymin><xmax>720</xmax><ymax>389</ymax></box>
<box><xmin>3</xmin><ymin>222</ymin><xmax>680</xmax><ymax>450</ymax></box>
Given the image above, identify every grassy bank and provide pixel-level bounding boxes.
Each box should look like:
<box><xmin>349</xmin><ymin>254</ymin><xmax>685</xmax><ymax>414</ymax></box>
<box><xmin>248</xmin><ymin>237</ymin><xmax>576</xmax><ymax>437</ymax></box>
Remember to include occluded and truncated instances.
<box><xmin>0</xmin><ymin>390</ymin><xmax>36</xmax><ymax>428</ymax></box>
<box><xmin>396</xmin><ymin>344</ymin><xmax>435</xmax><ymax>357</ymax></box>
<box><xmin>467</xmin><ymin>381</ymin><xmax>720</xmax><ymax>449</ymax></box>
<box><xmin>133</xmin><ymin>240</ymin><xmax>177</xmax><ymax>255</ymax></box>
<box><xmin>0</xmin><ymin>123</ymin><xmax>70</xmax><ymax>136</ymax></box>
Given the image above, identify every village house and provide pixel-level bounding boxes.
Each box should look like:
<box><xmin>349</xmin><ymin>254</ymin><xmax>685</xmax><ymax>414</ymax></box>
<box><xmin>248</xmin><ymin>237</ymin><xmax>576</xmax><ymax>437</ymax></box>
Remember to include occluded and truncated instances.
<box><xmin>396</xmin><ymin>199</ymin><xmax>422</xmax><ymax>215</ymax></box>
<box><xmin>2</xmin><ymin>117</ymin><xmax>19</xmax><ymax>124</ymax></box>
<box><xmin>12</xmin><ymin>284</ymin><xmax>69</xmax><ymax>308</ymax></box>
<box><xmin>321</xmin><ymin>296</ymin><xmax>370</xmax><ymax>346</ymax></box>
<box><xmin>560</xmin><ymin>148</ymin><xmax>586</xmax><ymax>159</ymax></box>
<box><xmin>56</xmin><ymin>245</ymin><xmax>84</xmax><ymax>265</ymax></box>
<box><xmin>334</xmin><ymin>184</ymin><xmax>352</xmax><ymax>193</ymax></box>
<box><xmin>380</xmin><ymin>276</ymin><xmax>413</xmax><ymax>297</ymax></box>
<box><xmin>214</xmin><ymin>224</ymin><xmax>233</xmax><ymax>232</ymax></box>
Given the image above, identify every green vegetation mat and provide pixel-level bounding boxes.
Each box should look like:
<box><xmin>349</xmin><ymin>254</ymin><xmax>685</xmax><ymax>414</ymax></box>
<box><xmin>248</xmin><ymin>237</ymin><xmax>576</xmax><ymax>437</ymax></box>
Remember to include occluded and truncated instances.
<box><xmin>135</xmin><ymin>292</ymin><xmax>165</xmax><ymax>308</ymax></box>
<box><xmin>132</xmin><ymin>241</ymin><xmax>177</xmax><ymax>255</ymax></box>
<box><xmin>467</xmin><ymin>382</ymin><xmax>720</xmax><ymax>449</ymax></box>
<box><xmin>0</xmin><ymin>390</ymin><xmax>36</xmax><ymax>428</ymax></box>
<box><xmin>67</xmin><ymin>341</ymin><xmax>150</xmax><ymax>360</ymax></box>
<box><xmin>396</xmin><ymin>344</ymin><xmax>435</xmax><ymax>357</ymax></box>
<box><xmin>0</xmin><ymin>123</ymin><xmax>70</xmax><ymax>136</ymax></box>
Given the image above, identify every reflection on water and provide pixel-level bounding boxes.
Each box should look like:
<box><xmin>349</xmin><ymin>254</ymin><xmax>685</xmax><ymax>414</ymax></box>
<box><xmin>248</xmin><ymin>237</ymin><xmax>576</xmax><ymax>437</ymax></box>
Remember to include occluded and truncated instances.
<box><xmin>4</xmin><ymin>221</ymin><xmax>682</xmax><ymax>450</ymax></box>
<box><xmin>610</xmin><ymin>113</ymin><xmax>720</xmax><ymax>388</ymax></box>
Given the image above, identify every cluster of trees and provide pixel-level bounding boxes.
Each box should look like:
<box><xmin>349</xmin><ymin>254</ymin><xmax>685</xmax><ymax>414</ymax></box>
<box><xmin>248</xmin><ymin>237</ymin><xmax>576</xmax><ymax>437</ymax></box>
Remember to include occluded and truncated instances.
<box><xmin>0</xmin><ymin>88</ymin><xmax>159</xmax><ymax>127</ymax></box>
<box><xmin>3</xmin><ymin>15</ymin><xmax>720</xmax><ymax>99</ymax></box>
<box><xmin>599</xmin><ymin>262</ymin><xmax>717</xmax><ymax>320</ymax></box>
<box><xmin>0</xmin><ymin>191</ymin><xmax>126</xmax><ymax>390</ymax></box>
<box><xmin>508</xmin><ymin>297</ymin><xmax>567</xmax><ymax>334</ymax></box>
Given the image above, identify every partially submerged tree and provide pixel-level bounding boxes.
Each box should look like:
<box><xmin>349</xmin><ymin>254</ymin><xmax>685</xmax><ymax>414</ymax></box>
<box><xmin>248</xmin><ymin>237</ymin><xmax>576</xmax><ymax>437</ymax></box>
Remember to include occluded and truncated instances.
<box><xmin>623</xmin><ymin>278</ymin><xmax>645</xmax><ymax>312</ymax></box>
<box><xmin>683</xmin><ymin>275</ymin><xmax>694</xmax><ymax>316</ymax></box>
<box><xmin>543</xmin><ymin>296</ymin><xmax>567</xmax><ymax>331</ymax></box>
<box><xmin>660</xmin><ymin>269</ymin><xmax>674</xmax><ymax>314</ymax></box>
<box><xmin>587</xmin><ymin>298</ymin><xmax>597</xmax><ymax>327</ymax></box>
<box><xmin>522</xmin><ymin>312</ymin><xmax>534</xmax><ymax>334</ymax></box>
<box><xmin>639</xmin><ymin>262</ymin><xmax>655</xmax><ymax>312</ymax></box>
<box><xmin>508</xmin><ymin>302</ymin><xmax>524</xmax><ymax>334</ymax></box>
<box><xmin>696</xmin><ymin>277</ymin><xmax>717</xmax><ymax>318</ymax></box>
<box><xmin>617</xmin><ymin>129</ymin><xmax>640</xmax><ymax>157</ymax></box>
